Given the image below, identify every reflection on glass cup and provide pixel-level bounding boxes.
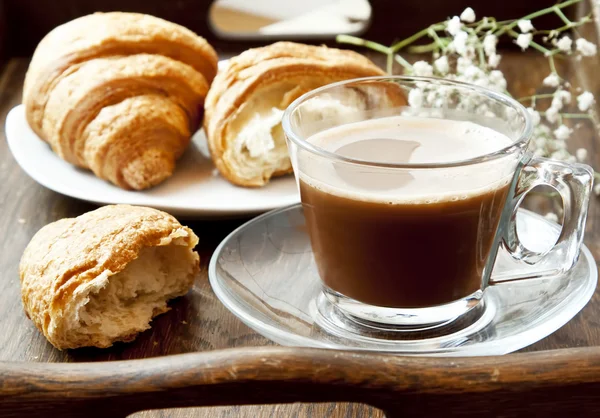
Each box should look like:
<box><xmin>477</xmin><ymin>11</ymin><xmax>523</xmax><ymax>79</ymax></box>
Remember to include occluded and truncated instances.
<box><xmin>282</xmin><ymin>76</ymin><xmax>593</xmax><ymax>330</ymax></box>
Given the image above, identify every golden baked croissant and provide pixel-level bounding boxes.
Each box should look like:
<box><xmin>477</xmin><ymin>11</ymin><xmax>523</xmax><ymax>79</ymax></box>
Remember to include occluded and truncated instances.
<box><xmin>20</xmin><ymin>205</ymin><xmax>199</xmax><ymax>350</ymax></box>
<box><xmin>23</xmin><ymin>12</ymin><xmax>218</xmax><ymax>190</ymax></box>
<box><xmin>204</xmin><ymin>41</ymin><xmax>385</xmax><ymax>187</ymax></box>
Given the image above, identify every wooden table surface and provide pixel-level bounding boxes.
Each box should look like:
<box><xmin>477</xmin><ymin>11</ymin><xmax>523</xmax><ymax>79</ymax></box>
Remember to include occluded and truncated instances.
<box><xmin>1</xmin><ymin>49</ymin><xmax>599</xmax><ymax>417</ymax></box>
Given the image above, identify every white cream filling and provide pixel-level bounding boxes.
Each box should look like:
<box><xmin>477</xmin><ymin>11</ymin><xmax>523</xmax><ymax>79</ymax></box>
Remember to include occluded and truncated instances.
<box><xmin>236</xmin><ymin>107</ymin><xmax>284</xmax><ymax>158</ymax></box>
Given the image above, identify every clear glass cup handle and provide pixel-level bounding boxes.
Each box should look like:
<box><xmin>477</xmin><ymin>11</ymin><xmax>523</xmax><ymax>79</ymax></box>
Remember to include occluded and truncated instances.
<box><xmin>489</xmin><ymin>157</ymin><xmax>593</xmax><ymax>285</ymax></box>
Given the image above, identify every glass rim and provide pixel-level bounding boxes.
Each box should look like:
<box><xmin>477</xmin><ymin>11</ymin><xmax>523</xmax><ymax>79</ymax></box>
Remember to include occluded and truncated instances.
<box><xmin>281</xmin><ymin>75</ymin><xmax>533</xmax><ymax>169</ymax></box>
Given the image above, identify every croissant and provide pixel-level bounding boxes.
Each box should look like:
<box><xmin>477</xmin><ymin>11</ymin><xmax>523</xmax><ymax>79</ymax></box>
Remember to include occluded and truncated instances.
<box><xmin>204</xmin><ymin>41</ymin><xmax>386</xmax><ymax>187</ymax></box>
<box><xmin>20</xmin><ymin>204</ymin><xmax>200</xmax><ymax>350</ymax></box>
<box><xmin>23</xmin><ymin>12</ymin><xmax>218</xmax><ymax>190</ymax></box>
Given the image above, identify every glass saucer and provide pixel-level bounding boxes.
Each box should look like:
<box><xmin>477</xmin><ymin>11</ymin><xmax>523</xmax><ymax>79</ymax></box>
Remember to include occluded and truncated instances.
<box><xmin>208</xmin><ymin>204</ymin><xmax>597</xmax><ymax>356</ymax></box>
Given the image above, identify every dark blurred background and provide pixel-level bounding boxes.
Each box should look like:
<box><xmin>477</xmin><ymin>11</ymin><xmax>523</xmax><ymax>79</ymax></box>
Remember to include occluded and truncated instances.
<box><xmin>0</xmin><ymin>0</ymin><xmax>572</xmax><ymax>59</ymax></box>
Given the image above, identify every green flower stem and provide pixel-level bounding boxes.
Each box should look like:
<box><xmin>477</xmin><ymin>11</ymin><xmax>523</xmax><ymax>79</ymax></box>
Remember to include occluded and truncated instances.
<box><xmin>548</xmin><ymin>54</ymin><xmax>558</xmax><ymax>74</ymax></box>
<box><xmin>518</xmin><ymin>93</ymin><xmax>556</xmax><ymax>103</ymax></box>
<box><xmin>428</xmin><ymin>28</ymin><xmax>448</xmax><ymax>53</ymax></box>
<box><xmin>408</xmin><ymin>38</ymin><xmax>451</xmax><ymax>54</ymax></box>
<box><xmin>336</xmin><ymin>35</ymin><xmax>389</xmax><ymax>54</ymax></box>
<box><xmin>336</xmin><ymin>35</ymin><xmax>413</xmax><ymax>73</ymax></box>
<box><xmin>389</xmin><ymin>23</ymin><xmax>446</xmax><ymax>53</ymax></box>
<box><xmin>558</xmin><ymin>113</ymin><xmax>594</xmax><ymax>119</ymax></box>
<box><xmin>408</xmin><ymin>43</ymin><xmax>438</xmax><ymax>53</ymax></box>
<box><xmin>473</xmin><ymin>22</ymin><xmax>491</xmax><ymax>34</ymax></box>
<box><xmin>477</xmin><ymin>44</ymin><xmax>486</xmax><ymax>67</ymax></box>
<box><xmin>386</xmin><ymin>53</ymin><xmax>394</xmax><ymax>74</ymax></box>
<box><xmin>495</xmin><ymin>0</ymin><xmax>582</xmax><ymax>36</ymax></box>
<box><xmin>393</xmin><ymin>54</ymin><xmax>413</xmax><ymax>72</ymax></box>
<box><xmin>538</xmin><ymin>111</ymin><xmax>593</xmax><ymax>119</ymax></box>
<box><xmin>554</xmin><ymin>7</ymin><xmax>573</xmax><ymax>26</ymax></box>
<box><xmin>535</xmin><ymin>14</ymin><xmax>591</xmax><ymax>35</ymax></box>
<box><xmin>493</xmin><ymin>19</ymin><xmax>514</xmax><ymax>26</ymax></box>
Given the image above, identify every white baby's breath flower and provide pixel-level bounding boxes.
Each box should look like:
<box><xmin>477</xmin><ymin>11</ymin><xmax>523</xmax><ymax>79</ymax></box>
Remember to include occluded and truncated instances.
<box><xmin>551</xmin><ymin>149</ymin><xmax>570</xmax><ymax>161</ymax></box>
<box><xmin>543</xmin><ymin>73</ymin><xmax>560</xmax><ymax>87</ymax></box>
<box><xmin>577</xmin><ymin>38</ymin><xmax>597</xmax><ymax>57</ymax></box>
<box><xmin>426</xmin><ymin>90</ymin><xmax>437</xmax><ymax>104</ymax></box>
<box><xmin>447</xmin><ymin>16</ymin><xmax>462</xmax><ymax>36</ymax></box>
<box><xmin>516</xmin><ymin>33</ymin><xmax>533</xmax><ymax>50</ymax></box>
<box><xmin>545</xmin><ymin>106</ymin><xmax>559</xmax><ymax>123</ymax></box>
<box><xmin>577</xmin><ymin>91</ymin><xmax>595</xmax><ymax>111</ymax></box>
<box><xmin>576</xmin><ymin>148</ymin><xmax>588</xmax><ymax>161</ymax></box>
<box><xmin>518</xmin><ymin>20</ymin><xmax>534</xmax><ymax>33</ymax></box>
<box><xmin>413</xmin><ymin>60</ymin><xmax>434</xmax><ymax>76</ymax></box>
<box><xmin>537</xmin><ymin>124</ymin><xmax>552</xmax><ymax>136</ymax></box>
<box><xmin>483</xmin><ymin>34</ymin><xmax>497</xmax><ymax>56</ymax></box>
<box><xmin>472</xmin><ymin>77</ymin><xmax>489</xmax><ymax>88</ymax></box>
<box><xmin>533</xmin><ymin>137</ymin><xmax>547</xmax><ymax>149</ymax></box>
<box><xmin>544</xmin><ymin>212</ymin><xmax>559</xmax><ymax>223</ymax></box>
<box><xmin>489</xmin><ymin>70</ymin><xmax>507</xmax><ymax>91</ymax></box>
<box><xmin>460</xmin><ymin>7</ymin><xmax>476</xmax><ymax>23</ymax></box>
<box><xmin>452</xmin><ymin>31</ymin><xmax>469</xmax><ymax>55</ymax></box>
<box><xmin>556</xmin><ymin>35</ymin><xmax>573</xmax><ymax>52</ymax></box>
<box><xmin>554</xmin><ymin>125</ymin><xmax>572</xmax><ymax>140</ymax></box>
<box><xmin>434</xmin><ymin>55</ymin><xmax>449</xmax><ymax>74</ymax></box>
<box><xmin>464</xmin><ymin>65</ymin><xmax>483</xmax><ymax>80</ymax></box>
<box><xmin>551</xmin><ymin>139</ymin><xmax>567</xmax><ymax>150</ymax></box>
<box><xmin>488</xmin><ymin>53</ymin><xmax>501</xmax><ymax>68</ymax></box>
<box><xmin>527</xmin><ymin>107</ymin><xmax>541</xmax><ymax>126</ymax></box>
<box><xmin>557</xmin><ymin>90</ymin><xmax>571</xmax><ymax>104</ymax></box>
<box><xmin>593</xmin><ymin>183</ymin><xmax>600</xmax><ymax>196</ymax></box>
<box><xmin>457</xmin><ymin>57</ymin><xmax>472</xmax><ymax>74</ymax></box>
<box><xmin>408</xmin><ymin>88</ymin><xmax>424</xmax><ymax>108</ymax></box>
<box><xmin>576</xmin><ymin>38</ymin><xmax>597</xmax><ymax>56</ymax></box>
<box><xmin>551</xmin><ymin>95</ymin><xmax>564</xmax><ymax>111</ymax></box>
<box><xmin>464</xmin><ymin>45</ymin><xmax>477</xmax><ymax>60</ymax></box>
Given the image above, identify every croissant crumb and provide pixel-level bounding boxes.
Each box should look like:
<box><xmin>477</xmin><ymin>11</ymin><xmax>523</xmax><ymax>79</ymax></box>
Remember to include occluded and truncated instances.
<box><xmin>19</xmin><ymin>205</ymin><xmax>200</xmax><ymax>350</ymax></box>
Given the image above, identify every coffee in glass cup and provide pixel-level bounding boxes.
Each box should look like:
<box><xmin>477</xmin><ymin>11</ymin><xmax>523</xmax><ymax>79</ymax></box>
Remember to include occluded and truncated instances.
<box><xmin>283</xmin><ymin>76</ymin><xmax>592</xmax><ymax>330</ymax></box>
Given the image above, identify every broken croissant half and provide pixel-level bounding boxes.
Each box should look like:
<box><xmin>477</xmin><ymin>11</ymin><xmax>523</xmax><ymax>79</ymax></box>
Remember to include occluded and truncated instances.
<box><xmin>204</xmin><ymin>42</ymin><xmax>386</xmax><ymax>187</ymax></box>
<box><xmin>19</xmin><ymin>205</ymin><xmax>199</xmax><ymax>350</ymax></box>
<box><xmin>22</xmin><ymin>12</ymin><xmax>218</xmax><ymax>190</ymax></box>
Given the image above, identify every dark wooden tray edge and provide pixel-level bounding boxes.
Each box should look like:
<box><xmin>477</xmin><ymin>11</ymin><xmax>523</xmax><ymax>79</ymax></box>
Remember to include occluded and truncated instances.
<box><xmin>1</xmin><ymin>345</ymin><xmax>600</xmax><ymax>417</ymax></box>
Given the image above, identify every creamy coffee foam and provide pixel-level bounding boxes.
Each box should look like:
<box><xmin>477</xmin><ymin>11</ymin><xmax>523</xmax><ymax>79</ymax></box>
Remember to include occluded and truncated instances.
<box><xmin>299</xmin><ymin>115</ymin><xmax>517</xmax><ymax>204</ymax></box>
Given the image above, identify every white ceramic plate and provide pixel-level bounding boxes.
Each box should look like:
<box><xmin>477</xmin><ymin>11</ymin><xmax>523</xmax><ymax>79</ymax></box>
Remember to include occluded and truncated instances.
<box><xmin>5</xmin><ymin>105</ymin><xmax>300</xmax><ymax>218</ymax></box>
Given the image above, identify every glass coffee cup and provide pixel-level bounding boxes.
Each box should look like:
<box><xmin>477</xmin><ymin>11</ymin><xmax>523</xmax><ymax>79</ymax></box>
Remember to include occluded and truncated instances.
<box><xmin>282</xmin><ymin>76</ymin><xmax>593</xmax><ymax>330</ymax></box>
